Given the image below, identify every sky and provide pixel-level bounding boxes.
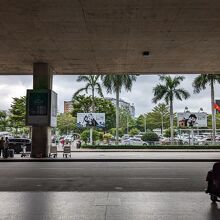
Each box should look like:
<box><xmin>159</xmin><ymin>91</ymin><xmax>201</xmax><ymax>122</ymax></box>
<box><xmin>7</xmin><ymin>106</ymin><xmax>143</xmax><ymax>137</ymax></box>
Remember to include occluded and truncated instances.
<box><xmin>0</xmin><ymin>74</ymin><xmax>219</xmax><ymax>116</ymax></box>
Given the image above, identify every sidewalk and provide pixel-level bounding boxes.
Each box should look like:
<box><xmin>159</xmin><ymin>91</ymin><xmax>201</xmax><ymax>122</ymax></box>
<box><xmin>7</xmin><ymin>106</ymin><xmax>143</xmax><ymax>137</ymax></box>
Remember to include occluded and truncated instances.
<box><xmin>1</xmin><ymin>151</ymin><xmax>220</xmax><ymax>162</ymax></box>
<box><xmin>0</xmin><ymin>191</ymin><xmax>219</xmax><ymax>220</ymax></box>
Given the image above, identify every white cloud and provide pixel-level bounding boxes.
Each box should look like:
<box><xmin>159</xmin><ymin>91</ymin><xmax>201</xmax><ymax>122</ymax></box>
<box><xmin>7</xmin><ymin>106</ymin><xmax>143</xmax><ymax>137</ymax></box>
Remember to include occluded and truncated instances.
<box><xmin>0</xmin><ymin>74</ymin><xmax>219</xmax><ymax>116</ymax></box>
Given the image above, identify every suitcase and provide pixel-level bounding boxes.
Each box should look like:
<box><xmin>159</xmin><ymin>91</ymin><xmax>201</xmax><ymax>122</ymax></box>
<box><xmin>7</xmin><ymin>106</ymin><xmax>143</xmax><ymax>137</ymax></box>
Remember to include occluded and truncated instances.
<box><xmin>3</xmin><ymin>148</ymin><xmax>9</xmax><ymax>158</ymax></box>
<box><xmin>8</xmin><ymin>149</ymin><xmax>14</xmax><ymax>158</ymax></box>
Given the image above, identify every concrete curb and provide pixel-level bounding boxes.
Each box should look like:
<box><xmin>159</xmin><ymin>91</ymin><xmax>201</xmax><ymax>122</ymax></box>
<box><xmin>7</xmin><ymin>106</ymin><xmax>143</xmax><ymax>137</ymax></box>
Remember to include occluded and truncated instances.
<box><xmin>58</xmin><ymin>150</ymin><xmax>220</xmax><ymax>153</ymax></box>
<box><xmin>0</xmin><ymin>158</ymin><xmax>220</xmax><ymax>162</ymax></box>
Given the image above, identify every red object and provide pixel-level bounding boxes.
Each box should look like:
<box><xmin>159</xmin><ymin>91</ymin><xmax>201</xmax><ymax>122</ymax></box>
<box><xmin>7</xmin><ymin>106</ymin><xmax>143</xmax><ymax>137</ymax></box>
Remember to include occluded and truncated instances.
<box><xmin>214</xmin><ymin>103</ymin><xmax>220</xmax><ymax>112</ymax></box>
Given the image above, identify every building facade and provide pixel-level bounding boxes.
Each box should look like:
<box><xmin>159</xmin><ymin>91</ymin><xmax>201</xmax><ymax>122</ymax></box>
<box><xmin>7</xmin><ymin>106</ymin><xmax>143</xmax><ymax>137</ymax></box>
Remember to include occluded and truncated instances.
<box><xmin>105</xmin><ymin>97</ymin><xmax>135</xmax><ymax>117</ymax></box>
<box><xmin>64</xmin><ymin>101</ymin><xmax>73</xmax><ymax>113</ymax></box>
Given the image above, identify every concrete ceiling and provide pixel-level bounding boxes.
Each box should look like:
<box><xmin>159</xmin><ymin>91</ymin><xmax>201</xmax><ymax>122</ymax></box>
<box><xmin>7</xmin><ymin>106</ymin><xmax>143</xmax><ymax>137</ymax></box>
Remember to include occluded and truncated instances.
<box><xmin>1</xmin><ymin>0</ymin><xmax>220</xmax><ymax>75</ymax></box>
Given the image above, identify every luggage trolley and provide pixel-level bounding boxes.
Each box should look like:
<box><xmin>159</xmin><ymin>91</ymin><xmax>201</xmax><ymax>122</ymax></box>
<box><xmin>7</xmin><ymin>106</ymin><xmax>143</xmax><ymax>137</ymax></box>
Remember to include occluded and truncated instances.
<box><xmin>63</xmin><ymin>145</ymin><xmax>71</xmax><ymax>158</ymax></box>
<box><xmin>49</xmin><ymin>145</ymin><xmax>58</xmax><ymax>158</ymax></box>
<box><xmin>21</xmin><ymin>144</ymin><xmax>30</xmax><ymax>157</ymax></box>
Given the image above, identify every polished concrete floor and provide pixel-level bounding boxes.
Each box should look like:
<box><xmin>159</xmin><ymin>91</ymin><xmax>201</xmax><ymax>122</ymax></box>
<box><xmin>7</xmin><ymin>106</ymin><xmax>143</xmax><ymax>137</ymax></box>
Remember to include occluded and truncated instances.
<box><xmin>1</xmin><ymin>159</ymin><xmax>220</xmax><ymax>219</ymax></box>
<box><xmin>0</xmin><ymin>192</ymin><xmax>219</xmax><ymax>220</ymax></box>
<box><xmin>0</xmin><ymin>162</ymin><xmax>213</xmax><ymax>191</ymax></box>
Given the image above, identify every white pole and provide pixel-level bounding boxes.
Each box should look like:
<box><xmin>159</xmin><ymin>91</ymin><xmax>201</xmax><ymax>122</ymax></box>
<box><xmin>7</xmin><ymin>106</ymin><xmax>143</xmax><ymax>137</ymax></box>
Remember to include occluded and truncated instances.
<box><xmin>90</xmin><ymin>128</ymin><xmax>93</xmax><ymax>144</ymax></box>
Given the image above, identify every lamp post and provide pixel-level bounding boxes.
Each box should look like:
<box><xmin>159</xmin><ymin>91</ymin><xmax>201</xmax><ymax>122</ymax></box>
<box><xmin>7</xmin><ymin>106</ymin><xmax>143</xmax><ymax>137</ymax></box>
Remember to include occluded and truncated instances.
<box><xmin>144</xmin><ymin>114</ymin><xmax>147</xmax><ymax>133</ymax></box>
<box><xmin>197</xmin><ymin>108</ymin><xmax>204</xmax><ymax>135</ymax></box>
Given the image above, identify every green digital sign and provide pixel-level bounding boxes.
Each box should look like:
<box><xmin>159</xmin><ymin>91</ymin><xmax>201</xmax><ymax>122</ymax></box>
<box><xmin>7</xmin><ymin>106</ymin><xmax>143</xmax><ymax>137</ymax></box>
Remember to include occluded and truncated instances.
<box><xmin>29</xmin><ymin>92</ymin><xmax>48</xmax><ymax>116</ymax></box>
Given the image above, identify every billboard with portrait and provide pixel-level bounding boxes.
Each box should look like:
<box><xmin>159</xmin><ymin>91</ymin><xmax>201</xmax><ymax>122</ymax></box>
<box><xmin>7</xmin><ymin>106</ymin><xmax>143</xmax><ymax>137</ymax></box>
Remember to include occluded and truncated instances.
<box><xmin>77</xmin><ymin>113</ymin><xmax>105</xmax><ymax>128</ymax></box>
<box><xmin>177</xmin><ymin>112</ymin><xmax>207</xmax><ymax>128</ymax></box>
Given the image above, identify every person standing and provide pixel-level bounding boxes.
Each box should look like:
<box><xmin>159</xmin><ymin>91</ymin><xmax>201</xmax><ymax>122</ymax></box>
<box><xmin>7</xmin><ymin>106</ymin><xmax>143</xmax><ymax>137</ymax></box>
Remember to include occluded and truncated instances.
<box><xmin>3</xmin><ymin>137</ymin><xmax>9</xmax><ymax>158</ymax></box>
<box><xmin>0</xmin><ymin>137</ymin><xmax>4</xmax><ymax>157</ymax></box>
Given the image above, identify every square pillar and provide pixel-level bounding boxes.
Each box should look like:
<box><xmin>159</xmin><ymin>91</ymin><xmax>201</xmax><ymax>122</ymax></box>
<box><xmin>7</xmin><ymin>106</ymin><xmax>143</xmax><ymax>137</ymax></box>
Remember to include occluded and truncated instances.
<box><xmin>31</xmin><ymin>63</ymin><xmax>53</xmax><ymax>158</ymax></box>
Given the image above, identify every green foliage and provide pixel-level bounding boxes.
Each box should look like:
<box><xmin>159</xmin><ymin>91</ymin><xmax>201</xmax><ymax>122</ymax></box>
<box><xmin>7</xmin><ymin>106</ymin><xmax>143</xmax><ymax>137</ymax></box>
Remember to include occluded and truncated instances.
<box><xmin>164</xmin><ymin>128</ymin><xmax>177</xmax><ymax>137</ymax></box>
<box><xmin>142</xmin><ymin>132</ymin><xmax>159</xmax><ymax>142</ymax></box>
<box><xmin>192</xmin><ymin>74</ymin><xmax>220</xmax><ymax>94</ymax></box>
<box><xmin>109</xmin><ymin>128</ymin><xmax>124</xmax><ymax>137</ymax></box>
<box><xmin>136</xmin><ymin>114</ymin><xmax>146</xmax><ymax>132</ymax></box>
<box><xmin>101</xmin><ymin>74</ymin><xmax>137</xmax><ymax>143</ymax></box>
<box><xmin>119</xmin><ymin>108</ymin><xmax>136</xmax><ymax>132</ymax></box>
<box><xmin>101</xmin><ymin>75</ymin><xmax>137</xmax><ymax>94</ymax></box>
<box><xmin>57</xmin><ymin>113</ymin><xmax>76</xmax><ymax>135</ymax></box>
<box><xmin>103</xmin><ymin>133</ymin><xmax>112</xmax><ymax>144</ymax></box>
<box><xmin>81</xmin><ymin>145</ymin><xmax>220</xmax><ymax>150</ymax></box>
<box><xmin>9</xmin><ymin>96</ymin><xmax>26</xmax><ymax>134</ymax></box>
<box><xmin>129</xmin><ymin>128</ymin><xmax>140</xmax><ymax>137</ymax></box>
<box><xmin>72</xmin><ymin>95</ymin><xmax>116</xmax><ymax>130</ymax></box>
<box><xmin>152</xmin><ymin>75</ymin><xmax>190</xmax><ymax>104</ymax></box>
<box><xmin>0</xmin><ymin>111</ymin><xmax>9</xmax><ymax>131</ymax></box>
<box><xmin>80</xmin><ymin>129</ymin><xmax>100</xmax><ymax>143</ymax></box>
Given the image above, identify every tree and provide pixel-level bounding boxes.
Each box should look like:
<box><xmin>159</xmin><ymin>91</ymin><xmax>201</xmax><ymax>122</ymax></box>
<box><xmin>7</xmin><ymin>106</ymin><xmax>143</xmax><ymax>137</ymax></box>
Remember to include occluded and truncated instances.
<box><xmin>73</xmin><ymin>75</ymin><xmax>103</xmax><ymax>111</ymax></box>
<box><xmin>136</xmin><ymin>114</ymin><xmax>146</xmax><ymax>132</ymax></box>
<box><xmin>72</xmin><ymin>95</ymin><xmax>116</xmax><ymax>131</ymax></box>
<box><xmin>80</xmin><ymin>129</ymin><xmax>100</xmax><ymax>144</ymax></box>
<box><xmin>146</xmin><ymin>103</ymin><xmax>170</xmax><ymax>135</ymax></box>
<box><xmin>9</xmin><ymin>96</ymin><xmax>26</xmax><ymax>135</ymax></box>
<box><xmin>73</xmin><ymin>75</ymin><xmax>103</xmax><ymax>144</ymax></box>
<box><xmin>192</xmin><ymin>74</ymin><xmax>220</xmax><ymax>143</ymax></box>
<box><xmin>129</xmin><ymin>128</ymin><xmax>140</xmax><ymax>137</ymax></box>
<box><xmin>152</xmin><ymin>75</ymin><xmax>190</xmax><ymax>143</ymax></box>
<box><xmin>142</xmin><ymin>132</ymin><xmax>159</xmax><ymax>142</ymax></box>
<box><xmin>0</xmin><ymin>111</ymin><xmax>9</xmax><ymax>131</ymax></box>
<box><xmin>119</xmin><ymin>108</ymin><xmax>135</xmax><ymax>134</ymax></box>
<box><xmin>101</xmin><ymin>75</ymin><xmax>137</xmax><ymax>144</ymax></box>
<box><xmin>57</xmin><ymin>113</ymin><xmax>76</xmax><ymax>135</ymax></box>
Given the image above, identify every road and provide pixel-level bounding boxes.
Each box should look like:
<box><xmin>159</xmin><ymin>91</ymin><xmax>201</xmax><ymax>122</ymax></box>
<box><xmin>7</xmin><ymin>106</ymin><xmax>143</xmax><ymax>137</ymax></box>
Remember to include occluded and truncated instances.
<box><xmin>0</xmin><ymin>161</ymin><xmax>214</xmax><ymax>191</ymax></box>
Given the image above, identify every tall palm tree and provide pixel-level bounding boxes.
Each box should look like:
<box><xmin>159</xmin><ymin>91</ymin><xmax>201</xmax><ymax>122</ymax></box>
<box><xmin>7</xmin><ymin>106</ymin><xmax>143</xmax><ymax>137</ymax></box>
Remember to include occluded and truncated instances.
<box><xmin>101</xmin><ymin>75</ymin><xmax>137</xmax><ymax>144</ymax></box>
<box><xmin>192</xmin><ymin>74</ymin><xmax>220</xmax><ymax>143</ymax></box>
<box><xmin>73</xmin><ymin>75</ymin><xmax>103</xmax><ymax>111</ymax></box>
<box><xmin>73</xmin><ymin>75</ymin><xmax>103</xmax><ymax>144</ymax></box>
<box><xmin>152</xmin><ymin>75</ymin><xmax>190</xmax><ymax>143</ymax></box>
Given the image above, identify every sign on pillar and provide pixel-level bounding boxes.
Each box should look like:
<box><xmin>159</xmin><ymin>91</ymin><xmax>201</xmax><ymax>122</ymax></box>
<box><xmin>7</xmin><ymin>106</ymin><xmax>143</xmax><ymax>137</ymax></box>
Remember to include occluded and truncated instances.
<box><xmin>26</xmin><ymin>89</ymin><xmax>57</xmax><ymax>127</ymax></box>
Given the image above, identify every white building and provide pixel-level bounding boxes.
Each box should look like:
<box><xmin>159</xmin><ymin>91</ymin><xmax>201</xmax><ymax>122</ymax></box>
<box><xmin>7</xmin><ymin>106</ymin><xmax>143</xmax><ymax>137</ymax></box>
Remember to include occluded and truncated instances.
<box><xmin>105</xmin><ymin>97</ymin><xmax>135</xmax><ymax>117</ymax></box>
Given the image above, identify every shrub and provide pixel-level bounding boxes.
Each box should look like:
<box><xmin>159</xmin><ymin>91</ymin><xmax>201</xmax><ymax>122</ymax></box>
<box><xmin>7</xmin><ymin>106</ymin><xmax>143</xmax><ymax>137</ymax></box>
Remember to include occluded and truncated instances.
<box><xmin>164</xmin><ymin>128</ymin><xmax>177</xmax><ymax>137</ymax></box>
<box><xmin>129</xmin><ymin>128</ymin><xmax>140</xmax><ymax>137</ymax></box>
<box><xmin>103</xmin><ymin>133</ymin><xmax>112</xmax><ymax>144</ymax></box>
<box><xmin>142</xmin><ymin>132</ymin><xmax>159</xmax><ymax>142</ymax></box>
<box><xmin>80</xmin><ymin>129</ymin><xmax>100</xmax><ymax>143</ymax></box>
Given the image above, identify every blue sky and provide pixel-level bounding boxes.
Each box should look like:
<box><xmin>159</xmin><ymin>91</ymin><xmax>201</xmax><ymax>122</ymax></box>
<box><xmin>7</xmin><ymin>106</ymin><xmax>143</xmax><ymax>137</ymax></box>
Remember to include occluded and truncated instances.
<box><xmin>0</xmin><ymin>74</ymin><xmax>219</xmax><ymax>116</ymax></box>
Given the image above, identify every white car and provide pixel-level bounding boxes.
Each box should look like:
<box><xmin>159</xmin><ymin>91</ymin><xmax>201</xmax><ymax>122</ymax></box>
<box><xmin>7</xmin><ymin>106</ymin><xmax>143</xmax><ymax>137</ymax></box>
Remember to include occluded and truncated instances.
<box><xmin>122</xmin><ymin>137</ymin><xmax>148</xmax><ymax>146</ymax></box>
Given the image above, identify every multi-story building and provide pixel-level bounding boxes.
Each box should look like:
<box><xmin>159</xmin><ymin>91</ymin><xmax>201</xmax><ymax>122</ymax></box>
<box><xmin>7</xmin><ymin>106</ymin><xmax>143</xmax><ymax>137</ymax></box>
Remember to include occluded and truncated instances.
<box><xmin>105</xmin><ymin>97</ymin><xmax>135</xmax><ymax>117</ymax></box>
<box><xmin>64</xmin><ymin>101</ymin><xmax>73</xmax><ymax>113</ymax></box>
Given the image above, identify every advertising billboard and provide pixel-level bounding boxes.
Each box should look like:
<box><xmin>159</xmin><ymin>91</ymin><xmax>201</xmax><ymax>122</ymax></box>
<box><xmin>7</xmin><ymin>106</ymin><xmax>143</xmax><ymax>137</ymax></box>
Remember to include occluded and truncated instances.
<box><xmin>177</xmin><ymin>112</ymin><xmax>207</xmax><ymax>128</ymax></box>
<box><xmin>77</xmin><ymin>113</ymin><xmax>105</xmax><ymax>128</ymax></box>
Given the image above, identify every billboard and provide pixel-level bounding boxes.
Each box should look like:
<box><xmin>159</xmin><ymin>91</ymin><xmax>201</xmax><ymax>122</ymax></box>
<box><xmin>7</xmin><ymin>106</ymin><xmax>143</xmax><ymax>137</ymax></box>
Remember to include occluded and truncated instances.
<box><xmin>77</xmin><ymin>113</ymin><xmax>105</xmax><ymax>128</ymax></box>
<box><xmin>177</xmin><ymin>112</ymin><xmax>207</xmax><ymax>128</ymax></box>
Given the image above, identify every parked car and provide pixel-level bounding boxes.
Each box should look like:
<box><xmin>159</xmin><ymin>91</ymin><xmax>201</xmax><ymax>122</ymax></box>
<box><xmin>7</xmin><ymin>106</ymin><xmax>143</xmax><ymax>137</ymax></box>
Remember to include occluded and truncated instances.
<box><xmin>121</xmin><ymin>137</ymin><xmax>148</xmax><ymax>146</ymax></box>
<box><xmin>8</xmin><ymin>138</ymin><xmax>31</xmax><ymax>154</ymax></box>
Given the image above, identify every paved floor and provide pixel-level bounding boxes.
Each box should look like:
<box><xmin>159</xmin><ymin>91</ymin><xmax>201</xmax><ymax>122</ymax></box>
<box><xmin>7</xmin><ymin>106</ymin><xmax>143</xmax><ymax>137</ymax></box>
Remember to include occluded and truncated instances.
<box><xmin>0</xmin><ymin>192</ymin><xmax>219</xmax><ymax>220</ymax></box>
<box><xmin>2</xmin><ymin>151</ymin><xmax>220</xmax><ymax>161</ymax></box>
<box><xmin>0</xmin><ymin>161</ymin><xmax>213</xmax><ymax>191</ymax></box>
<box><xmin>1</xmin><ymin>155</ymin><xmax>220</xmax><ymax>219</ymax></box>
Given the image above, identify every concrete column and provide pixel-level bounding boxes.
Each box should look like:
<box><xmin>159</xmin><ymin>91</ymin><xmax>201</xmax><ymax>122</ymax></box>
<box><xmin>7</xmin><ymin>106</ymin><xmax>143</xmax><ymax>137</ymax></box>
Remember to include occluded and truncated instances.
<box><xmin>31</xmin><ymin>63</ymin><xmax>53</xmax><ymax>158</ymax></box>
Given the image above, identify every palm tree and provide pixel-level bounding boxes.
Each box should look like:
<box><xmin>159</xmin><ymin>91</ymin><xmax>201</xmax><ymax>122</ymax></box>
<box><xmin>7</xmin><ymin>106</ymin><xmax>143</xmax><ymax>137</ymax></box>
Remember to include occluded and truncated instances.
<box><xmin>73</xmin><ymin>75</ymin><xmax>103</xmax><ymax>111</ymax></box>
<box><xmin>152</xmin><ymin>75</ymin><xmax>190</xmax><ymax>143</ymax></box>
<box><xmin>192</xmin><ymin>74</ymin><xmax>220</xmax><ymax>143</ymax></box>
<box><xmin>73</xmin><ymin>75</ymin><xmax>103</xmax><ymax>144</ymax></box>
<box><xmin>101</xmin><ymin>75</ymin><xmax>137</xmax><ymax>144</ymax></box>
